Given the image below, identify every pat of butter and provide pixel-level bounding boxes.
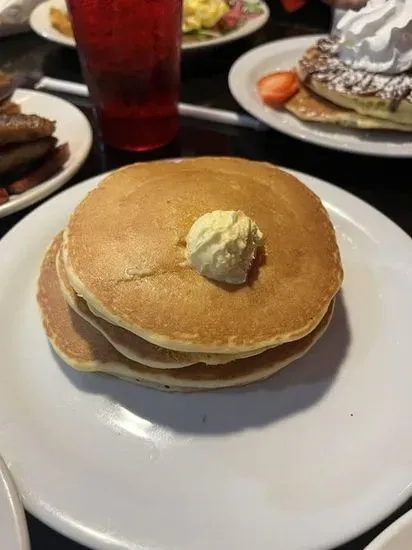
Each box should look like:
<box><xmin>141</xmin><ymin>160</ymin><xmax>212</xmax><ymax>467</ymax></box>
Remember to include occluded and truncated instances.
<box><xmin>185</xmin><ymin>210</ymin><xmax>262</xmax><ymax>284</ymax></box>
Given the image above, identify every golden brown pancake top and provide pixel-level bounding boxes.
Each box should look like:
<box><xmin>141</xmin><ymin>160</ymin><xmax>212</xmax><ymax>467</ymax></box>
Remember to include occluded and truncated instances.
<box><xmin>64</xmin><ymin>157</ymin><xmax>343</xmax><ymax>353</ymax></box>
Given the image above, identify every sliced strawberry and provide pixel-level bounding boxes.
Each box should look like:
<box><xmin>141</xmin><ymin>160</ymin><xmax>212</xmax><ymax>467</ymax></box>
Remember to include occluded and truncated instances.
<box><xmin>257</xmin><ymin>71</ymin><xmax>300</xmax><ymax>108</ymax></box>
<box><xmin>280</xmin><ymin>0</ymin><xmax>307</xmax><ymax>12</ymax></box>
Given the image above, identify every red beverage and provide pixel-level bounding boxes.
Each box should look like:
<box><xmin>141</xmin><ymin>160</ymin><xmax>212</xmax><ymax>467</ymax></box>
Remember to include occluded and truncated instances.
<box><xmin>67</xmin><ymin>0</ymin><xmax>182</xmax><ymax>151</ymax></box>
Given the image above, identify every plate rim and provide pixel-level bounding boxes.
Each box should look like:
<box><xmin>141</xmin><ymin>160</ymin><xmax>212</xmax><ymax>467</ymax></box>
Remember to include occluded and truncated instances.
<box><xmin>0</xmin><ymin>455</ymin><xmax>31</xmax><ymax>550</ymax></box>
<box><xmin>1</xmin><ymin>165</ymin><xmax>412</xmax><ymax>550</ymax></box>
<box><xmin>0</xmin><ymin>88</ymin><xmax>92</xmax><ymax>219</ymax></box>
<box><xmin>29</xmin><ymin>0</ymin><xmax>270</xmax><ymax>52</ymax></box>
<box><xmin>364</xmin><ymin>508</ymin><xmax>412</xmax><ymax>550</ymax></box>
<box><xmin>228</xmin><ymin>34</ymin><xmax>412</xmax><ymax>158</ymax></box>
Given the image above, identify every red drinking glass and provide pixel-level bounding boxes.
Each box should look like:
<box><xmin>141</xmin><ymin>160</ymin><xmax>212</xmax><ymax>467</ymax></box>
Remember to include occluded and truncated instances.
<box><xmin>66</xmin><ymin>0</ymin><xmax>182</xmax><ymax>151</ymax></box>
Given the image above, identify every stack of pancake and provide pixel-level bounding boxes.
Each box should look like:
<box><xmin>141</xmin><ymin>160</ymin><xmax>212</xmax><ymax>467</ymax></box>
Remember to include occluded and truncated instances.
<box><xmin>37</xmin><ymin>157</ymin><xmax>343</xmax><ymax>392</ymax></box>
<box><xmin>286</xmin><ymin>36</ymin><xmax>412</xmax><ymax>132</ymax></box>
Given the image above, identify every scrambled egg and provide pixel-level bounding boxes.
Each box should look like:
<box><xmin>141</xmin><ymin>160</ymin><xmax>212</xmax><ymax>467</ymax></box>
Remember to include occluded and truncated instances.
<box><xmin>182</xmin><ymin>0</ymin><xmax>229</xmax><ymax>32</ymax></box>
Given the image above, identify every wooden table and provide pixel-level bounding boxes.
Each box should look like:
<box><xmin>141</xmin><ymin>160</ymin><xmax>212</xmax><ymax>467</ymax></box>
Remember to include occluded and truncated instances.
<box><xmin>0</xmin><ymin>4</ymin><xmax>411</xmax><ymax>549</ymax></box>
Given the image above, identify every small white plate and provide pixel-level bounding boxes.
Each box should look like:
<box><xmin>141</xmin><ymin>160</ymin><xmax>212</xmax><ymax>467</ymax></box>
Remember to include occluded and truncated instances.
<box><xmin>0</xmin><ymin>89</ymin><xmax>92</xmax><ymax>219</ymax></box>
<box><xmin>229</xmin><ymin>35</ymin><xmax>412</xmax><ymax>157</ymax></box>
<box><xmin>1</xmin><ymin>165</ymin><xmax>412</xmax><ymax>550</ymax></box>
<box><xmin>30</xmin><ymin>0</ymin><xmax>270</xmax><ymax>52</ymax></box>
<box><xmin>365</xmin><ymin>510</ymin><xmax>412</xmax><ymax>550</ymax></box>
<box><xmin>0</xmin><ymin>455</ymin><xmax>30</xmax><ymax>550</ymax></box>
<box><xmin>30</xmin><ymin>0</ymin><xmax>75</xmax><ymax>48</ymax></box>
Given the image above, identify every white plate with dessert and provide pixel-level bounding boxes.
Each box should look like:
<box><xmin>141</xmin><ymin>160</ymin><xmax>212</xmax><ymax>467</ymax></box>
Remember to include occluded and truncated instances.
<box><xmin>0</xmin><ymin>88</ymin><xmax>92</xmax><ymax>218</ymax></box>
<box><xmin>1</xmin><ymin>158</ymin><xmax>412</xmax><ymax>550</ymax></box>
<box><xmin>30</xmin><ymin>0</ymin><xmax>270</xmax><ymax>52</ymax></box>
<box><xmin>229</xmin><ymin>2</ymin><xmax>412</xmax><ymax>157</ymax></box>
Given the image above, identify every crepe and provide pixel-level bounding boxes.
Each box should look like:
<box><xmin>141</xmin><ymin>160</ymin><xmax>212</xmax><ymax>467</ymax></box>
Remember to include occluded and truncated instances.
<box><xmin>38</xmin><ymin>234</ymin><xmax>335</xmax><ymax>392</ymax></box>
<box><xmin>286</xmin><ymin>86</ymin><xmax>412</xmax><ymax>132</ymax></box>
<box><xmin>298</xmin><ymin>37</ymin><xmax>412</xmax><ymax>127</ymax></box>
<box><xmin>63</xmin><ymin>157</ymin><xmax>343</xmax><ymax>354</ymax></box>
<box><xmin>56</xmin><ymin>247</ymin><xmax>269</xmax><ymax>368</ymax></box>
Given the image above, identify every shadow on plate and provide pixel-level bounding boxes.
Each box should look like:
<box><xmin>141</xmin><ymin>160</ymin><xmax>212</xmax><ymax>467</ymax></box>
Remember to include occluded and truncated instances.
<box><xmin>58</xmin><ymin>291</ymin><xmax>350</xmax><ymax>435</ymax></box>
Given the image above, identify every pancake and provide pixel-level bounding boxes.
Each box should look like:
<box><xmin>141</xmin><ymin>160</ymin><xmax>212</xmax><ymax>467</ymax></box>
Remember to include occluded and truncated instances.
<box><xmin>63</xmin><ymin>157</ymin><xmax>343</xmax><ymax>354</ymax></box>
<box><xmin>56</xmin><ymin>246</ymin><xmax>270</xmax><ymax>368</ymax></box>
<box><xmin>298</xmin><ymin>37</ymin><xmax>412</xmax><ymax>127</ymax></box>
<box><xmin>285</xmin><ymin>86</ymin><xmax>412</xmax><ymax>132</ymax></box>
<box><xmin>38</xmin><ymin>234</ymin><xmax>335</xmax><ymax>392</ymax></box>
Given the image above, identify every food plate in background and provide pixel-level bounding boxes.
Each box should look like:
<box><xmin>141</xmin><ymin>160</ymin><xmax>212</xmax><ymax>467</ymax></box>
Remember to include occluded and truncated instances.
<box><xmin>182</xmin><ymin>0</ymin><xmax>270</xmax><ymax>51</ymax></box>
<box><xmin>0</xmin><ymin>455</ymin><xmax>30</xmax><ymax>550</ymax></box>
<box><xmin>1</xmin><ymin>166</ymin><xmax>412</xmax><ymax>550</ymax></box>
<box><xmin>229</xmin><ymin>35</ymin><xmax>412</xmax><ymax>157</ymax></box>
<box><xmin>30</xmin><ymin>0</ymin><xmax>75</xmax><ymax>49</ymax></box>
<box><xmin>30</xmin><ymin>0</ymin><xmax>270</xmax><ymax>52</ymax></box>
<box><xmin>0</xmin><ymin>89</ymin><xmax>92</xmax><ymax>219</ymax></box>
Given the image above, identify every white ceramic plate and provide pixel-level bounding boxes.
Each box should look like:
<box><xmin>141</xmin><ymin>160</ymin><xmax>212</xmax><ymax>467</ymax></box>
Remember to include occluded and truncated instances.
<box><xmin>0</xmin><ymin>456</ymin><xmax>30</xmax><ymax>550</ymax></box>
<box><xmin>365</xmin><ymin>509</ymin><xmax>412</xmax><ymax>550</ymax></box>
<box><xmin>30</xmin><ymin>0</ymin><xmax>270</xmax><ymax>51</ymax></box>
<box><xmin>0</xmin><ymin>89</ymin><xmax>92</xmax><ymax>219</ymax></box>
<box><xmin>229</xmin><ymin>35</ymin><xmax>412</xmax><ymax>157</ymax></box>
<box><xmin>1</xmin><ymin>167</ymin><xmax>412</xmax><ymax>550</ymax></box>
<box><xmin>30</xmin><ymin>0</ymin><xmax>75</xmax><ymax>48</ymax></box>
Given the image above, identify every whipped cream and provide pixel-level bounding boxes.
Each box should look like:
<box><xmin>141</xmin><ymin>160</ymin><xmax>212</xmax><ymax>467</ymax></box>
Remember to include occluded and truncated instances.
<box><xmin>336</xmin><ymin>0</ymin><xmax>412</xmax><ymax>75</ymax></box>
<box><xmin>185</xmin><ymin>210</ymin><xmax>262</xmax><ymax>284</ymax></box>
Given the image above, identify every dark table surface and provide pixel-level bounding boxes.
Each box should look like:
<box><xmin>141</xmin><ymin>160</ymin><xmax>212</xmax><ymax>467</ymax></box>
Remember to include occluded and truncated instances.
<box><xmin>1</xmin><ymin>4</ymin><xmax>411</xmax><ymax>550</ymax></box>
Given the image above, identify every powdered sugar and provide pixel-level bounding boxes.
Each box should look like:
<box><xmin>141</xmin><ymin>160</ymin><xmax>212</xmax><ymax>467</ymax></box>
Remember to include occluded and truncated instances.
<box><xmin>300</xmin><ymin>36</ymin><xmax>412</xmax><ymax>109</ymax></box>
